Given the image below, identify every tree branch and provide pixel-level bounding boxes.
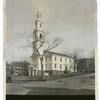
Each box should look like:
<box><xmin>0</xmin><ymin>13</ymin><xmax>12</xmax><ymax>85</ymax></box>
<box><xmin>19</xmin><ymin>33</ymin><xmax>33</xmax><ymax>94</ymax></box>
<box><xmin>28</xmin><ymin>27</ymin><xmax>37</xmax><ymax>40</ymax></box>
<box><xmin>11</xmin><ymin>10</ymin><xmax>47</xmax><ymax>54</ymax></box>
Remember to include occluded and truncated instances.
<box><xmin>44</xmin><ymin>38</ymin><xmax>63</xmax><ymax>51</ymax></box>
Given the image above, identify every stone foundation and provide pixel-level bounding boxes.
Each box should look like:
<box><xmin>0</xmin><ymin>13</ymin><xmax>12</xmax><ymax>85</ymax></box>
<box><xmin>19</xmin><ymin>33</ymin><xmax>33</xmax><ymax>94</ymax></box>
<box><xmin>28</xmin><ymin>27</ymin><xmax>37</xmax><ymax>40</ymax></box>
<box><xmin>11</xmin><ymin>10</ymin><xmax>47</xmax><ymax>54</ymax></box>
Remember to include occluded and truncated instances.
<box><xmin>36</xmin><ymin>70</ymin><xmax>64</xmax><ymax>76</ymax></box>
<box><xmin>45</xmin><ymin>70</ymin><xmax>64</xmax><ymax>75</ymax></box>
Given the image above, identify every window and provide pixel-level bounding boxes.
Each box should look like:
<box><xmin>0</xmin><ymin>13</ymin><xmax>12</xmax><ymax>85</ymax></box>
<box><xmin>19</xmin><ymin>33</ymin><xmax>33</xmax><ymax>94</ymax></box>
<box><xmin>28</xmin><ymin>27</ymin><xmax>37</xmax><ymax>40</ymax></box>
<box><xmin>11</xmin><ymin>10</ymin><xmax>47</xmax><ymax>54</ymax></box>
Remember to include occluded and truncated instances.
<box><xmin>70</xmin><ymin>66</ymin><xmax>72</xmax><ymax>70</ymax></box>
<box><xmin>60</xmin><ymin>64</ymin><xmax>62</xmax><ymax>69</ymax></box>
<box><xmin>40</xmin><ymin>34</ymin><xmax>42</xmax><ymax>39</ymax></box>
<box><xmin>60</xmin><ymin>57</ymin><xmax>62</xmax><ymax>62</ymax></box>
<box><xmin>70</xmin><ymin>59</ymin><xmax>71</xmax><ymax>62</ymax></box>
<box><xmin>49</xmin><ymin>64</ymin><xmax>51</xmax><ymax>70</ymax></box>
<box><xmin>65</xmin><ymin>58</ymin><xmax>67</xmax><ymax>62</ymax></box>
<box><xmin>46</xmin><ymin>57</ymin><xmax>47</xmax><ymax>61</ymax></box>
<box><xmin>55</xmin><ymin>56</ymin><xmax>56</xmax><ymax>61</ymax></box>
<box><xmin>50</xmin><ymin>57</ymin><xmax>51</xmax><ymax>61</ymax></box>
<box><xmin>55</xmin><ymin>64</ymin><xmax>56</xmax><ymax>68</ymax></box>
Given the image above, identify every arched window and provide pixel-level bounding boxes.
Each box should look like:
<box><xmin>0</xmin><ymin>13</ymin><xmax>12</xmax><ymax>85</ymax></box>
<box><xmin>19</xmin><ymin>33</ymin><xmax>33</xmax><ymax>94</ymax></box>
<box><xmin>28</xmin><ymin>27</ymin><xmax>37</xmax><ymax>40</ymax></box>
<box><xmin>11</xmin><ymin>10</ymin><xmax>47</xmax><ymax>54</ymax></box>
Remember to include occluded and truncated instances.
<box><xmin>40</xmin><ymin>34</ymin><xmax>42</xmax><ymax>39</ymax></box>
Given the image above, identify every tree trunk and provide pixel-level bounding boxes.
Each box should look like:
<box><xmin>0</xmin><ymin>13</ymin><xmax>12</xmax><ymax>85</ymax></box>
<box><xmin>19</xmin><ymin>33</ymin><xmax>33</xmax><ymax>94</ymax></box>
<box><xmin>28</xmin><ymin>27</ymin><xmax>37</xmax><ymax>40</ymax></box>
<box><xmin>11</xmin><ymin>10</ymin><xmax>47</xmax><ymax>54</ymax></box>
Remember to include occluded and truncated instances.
<box><xmin>74</xmin><ymin>62</ymin><xmax>76</xmax><ymax>72</ymax></box>
<box><xmin>40</xmin><ymin>58</ymin><xmax>44</xmax><ymax>79</ymax></box>
<box><xmin>74</xmin><ymin>60</ymin><xmax>77</xmax><ymax>72</ymax></box>
<box><xmin>75</xmin><ymin>62</ymin><xmax>77</xmax><ymax>72</ymax></box>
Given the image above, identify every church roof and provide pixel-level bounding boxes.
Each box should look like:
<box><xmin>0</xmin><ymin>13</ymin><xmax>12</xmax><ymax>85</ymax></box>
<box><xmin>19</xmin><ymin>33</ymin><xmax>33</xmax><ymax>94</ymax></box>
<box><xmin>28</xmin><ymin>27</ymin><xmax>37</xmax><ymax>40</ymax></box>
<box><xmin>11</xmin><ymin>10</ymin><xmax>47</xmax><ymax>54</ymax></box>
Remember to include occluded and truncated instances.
<box><xmin>44</xmin><ymin>51</ymin><xmax>74</xmax><ymax>58</ymax></box>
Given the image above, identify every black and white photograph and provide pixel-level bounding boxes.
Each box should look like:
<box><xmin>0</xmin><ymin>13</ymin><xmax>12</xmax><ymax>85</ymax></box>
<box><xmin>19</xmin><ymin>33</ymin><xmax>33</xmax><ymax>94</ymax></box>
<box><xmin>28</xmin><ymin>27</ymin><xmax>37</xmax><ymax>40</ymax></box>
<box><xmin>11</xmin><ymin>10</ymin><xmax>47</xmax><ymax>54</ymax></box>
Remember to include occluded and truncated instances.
<box><xmin>5</xmin><ymin>0</ymin><xmax>97</xmax><ymax>96</ymax></box>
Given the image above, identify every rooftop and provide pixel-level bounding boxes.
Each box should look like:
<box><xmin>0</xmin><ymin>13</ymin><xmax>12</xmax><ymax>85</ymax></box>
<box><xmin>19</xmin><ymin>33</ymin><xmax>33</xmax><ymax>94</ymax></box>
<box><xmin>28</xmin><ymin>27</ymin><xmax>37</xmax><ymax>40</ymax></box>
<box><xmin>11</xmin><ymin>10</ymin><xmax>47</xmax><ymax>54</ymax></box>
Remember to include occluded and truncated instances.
<box><xmin>44</xmin><ymin>51</ymin><xmax>74</xmax><ymax>58</ymax></box>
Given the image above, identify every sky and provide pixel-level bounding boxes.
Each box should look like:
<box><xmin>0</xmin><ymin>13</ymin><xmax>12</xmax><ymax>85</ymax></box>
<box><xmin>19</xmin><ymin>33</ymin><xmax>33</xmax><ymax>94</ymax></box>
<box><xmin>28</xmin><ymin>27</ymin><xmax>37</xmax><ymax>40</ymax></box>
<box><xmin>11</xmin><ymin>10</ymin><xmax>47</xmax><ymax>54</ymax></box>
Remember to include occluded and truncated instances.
<box><xmin>5</xmin><ymin>0</ymin><xmax>97</xmax><ymax>62</ymax></box>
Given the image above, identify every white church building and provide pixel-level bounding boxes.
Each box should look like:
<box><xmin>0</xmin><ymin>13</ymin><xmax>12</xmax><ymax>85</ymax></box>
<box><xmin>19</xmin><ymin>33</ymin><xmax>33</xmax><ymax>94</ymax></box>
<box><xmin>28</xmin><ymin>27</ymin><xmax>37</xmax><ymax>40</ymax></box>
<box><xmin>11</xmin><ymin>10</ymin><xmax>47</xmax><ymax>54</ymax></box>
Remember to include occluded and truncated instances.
<box><xmin>29</xmin><ymin>51</ymin><xmax>75</xmax><ymax>76</ymax></box>
<box><xmin>28</xmin><ymin>10</ymin><xmax>76</xmax><ymax>76</ymax></box>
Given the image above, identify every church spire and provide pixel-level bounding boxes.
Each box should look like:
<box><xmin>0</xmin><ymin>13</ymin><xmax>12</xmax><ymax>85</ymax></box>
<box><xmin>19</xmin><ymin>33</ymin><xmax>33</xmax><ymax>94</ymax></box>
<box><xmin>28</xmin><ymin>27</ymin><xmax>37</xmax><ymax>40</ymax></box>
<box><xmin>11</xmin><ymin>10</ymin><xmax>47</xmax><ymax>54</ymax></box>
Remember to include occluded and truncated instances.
<box><xmin>37</xmin><ymin>0</ymin><xmax>40</xmax><ymax>11</ymax></box>
<box><xmin>35</xmin><ymin>11</ymin><xmax>42</xmax><ymax>30</ymax></box>
<box><xmin>32</xmin><ymin>0</ymin><xmax>44</xmax><ymax>50</ymax></box>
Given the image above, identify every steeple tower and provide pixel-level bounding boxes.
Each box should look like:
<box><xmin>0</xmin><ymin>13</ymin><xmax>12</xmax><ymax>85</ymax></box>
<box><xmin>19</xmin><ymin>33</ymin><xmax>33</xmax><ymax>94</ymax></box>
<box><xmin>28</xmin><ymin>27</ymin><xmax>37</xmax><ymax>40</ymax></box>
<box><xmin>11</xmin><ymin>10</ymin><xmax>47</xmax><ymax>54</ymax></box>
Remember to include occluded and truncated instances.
<box><xmin>33</xmin><ymin>10</ymin><xmax>44</xmax><ymax>50</ymax></box>
<box><xmin>30</xmin><ymin>0</ymin><xmax>45</xmax><ymax>76</ymax></box>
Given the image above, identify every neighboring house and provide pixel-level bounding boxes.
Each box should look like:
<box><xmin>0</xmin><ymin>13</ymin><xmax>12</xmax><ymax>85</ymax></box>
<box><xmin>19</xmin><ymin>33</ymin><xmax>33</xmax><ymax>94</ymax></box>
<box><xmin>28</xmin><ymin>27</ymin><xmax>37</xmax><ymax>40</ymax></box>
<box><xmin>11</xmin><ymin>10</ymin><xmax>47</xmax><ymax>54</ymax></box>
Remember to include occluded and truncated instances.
<box><xmin>6</xmin><ymin>63</ymin><xmax>13</xmax><ymax>76</ymax></box>
<box><xmin>31</xmin><ymin>51</ymin><xmax>75</xmax><ymax>76</ymax></box>
<box><xmin>6</xmin><ymin>62</ymin><xmax>13</xmax><ymax>82</ymax></box>
<box><xmin>77</xmin><ymin>58</ymin><xmax>95</xmax><ymax>73</ymax></box>
<box><xmin>12</xmin><ymin>61</ymin><xmax>29</xmax><ymax>76</ymax></box>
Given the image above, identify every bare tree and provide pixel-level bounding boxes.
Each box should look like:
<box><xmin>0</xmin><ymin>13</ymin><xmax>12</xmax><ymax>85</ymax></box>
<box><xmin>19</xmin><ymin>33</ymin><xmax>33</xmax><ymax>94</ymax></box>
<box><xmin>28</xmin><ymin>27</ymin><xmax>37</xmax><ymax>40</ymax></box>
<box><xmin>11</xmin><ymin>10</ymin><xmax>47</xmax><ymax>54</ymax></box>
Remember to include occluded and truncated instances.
<box><xmin>32</xmin><ymin>36</ymin><xmax>63</xmax><ymax>78</ymax></box>
<box><xmin>90</xmin><ymin>49</ymin><xmax>95</xmax><ymax>59</ymax></box>
<box><xmin>90</xmin><ymin>49</ymin><xmax>95</xmax><ymax>72</ymax></box>
<box><xmin>19</xmin><ymin>32</ymin><xmax>63</xmax><ymax>78</ymax></box>
<box><xmin>72</xmin><ymin>49</ymin><xmax>81</xmax><ymax>72</ymax></box>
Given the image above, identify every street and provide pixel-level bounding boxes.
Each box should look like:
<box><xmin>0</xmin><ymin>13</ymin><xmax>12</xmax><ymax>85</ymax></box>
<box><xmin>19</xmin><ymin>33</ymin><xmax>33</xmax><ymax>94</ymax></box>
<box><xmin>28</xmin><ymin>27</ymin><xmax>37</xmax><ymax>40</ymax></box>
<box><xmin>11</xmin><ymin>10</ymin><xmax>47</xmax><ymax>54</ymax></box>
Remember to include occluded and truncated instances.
<box><xmin>6</xmin><ymin>73</ymin><xmax>95</xmax><ymax>95</ymax></box>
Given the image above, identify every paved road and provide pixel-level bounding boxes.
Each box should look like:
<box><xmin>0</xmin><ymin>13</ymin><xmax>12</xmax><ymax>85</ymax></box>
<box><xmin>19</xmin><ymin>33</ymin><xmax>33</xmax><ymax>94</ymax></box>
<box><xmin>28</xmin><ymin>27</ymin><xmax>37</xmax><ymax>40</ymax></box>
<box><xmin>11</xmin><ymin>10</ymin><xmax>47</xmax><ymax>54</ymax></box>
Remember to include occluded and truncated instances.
<box><xmin>6</xmin><ymin>73</ymin><xmax>95</xmax><ymax>95</ymax></box>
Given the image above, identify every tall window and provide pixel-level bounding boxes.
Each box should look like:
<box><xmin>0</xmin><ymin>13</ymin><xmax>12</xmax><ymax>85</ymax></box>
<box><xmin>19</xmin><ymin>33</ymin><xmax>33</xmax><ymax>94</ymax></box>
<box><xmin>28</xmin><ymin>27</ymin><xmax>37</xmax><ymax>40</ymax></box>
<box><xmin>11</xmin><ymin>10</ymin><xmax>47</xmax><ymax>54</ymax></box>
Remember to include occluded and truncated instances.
<box><xmin>60</xmin><ymin>64</ymin><xmax>62</xmax><ymax>69</ymax></box>
<box><xmin>65</xmin><ymin>58</ymin><xmax>67</xmax><ymax>62</ymax></box>
<box><xmin>48</xmin><ymin>57</ymin><xmax>51</xmax><ymax>61</ymax></box>
<box><xmin>70</xmin><ymin>59</ymin><xmax>71</xmax><ymax>62</ymax></box>
<box><xmin>55</xmin><ymin>56</ymin><xmax>56</xmax><ymax>61</ymax></box>
<box><xmin>40</xmin><ymin>34</ymin><xmax>42</xmax><ymax>39</ymax></box>
<box><xmin>60</xmin><ymin>57</ymin><xmax>62</xmax><ymax>62</ymax></box>
<box><xmin>55</xmin><ymin>64</ymin><xmax>56</xmax><ymax>68</ymax></box>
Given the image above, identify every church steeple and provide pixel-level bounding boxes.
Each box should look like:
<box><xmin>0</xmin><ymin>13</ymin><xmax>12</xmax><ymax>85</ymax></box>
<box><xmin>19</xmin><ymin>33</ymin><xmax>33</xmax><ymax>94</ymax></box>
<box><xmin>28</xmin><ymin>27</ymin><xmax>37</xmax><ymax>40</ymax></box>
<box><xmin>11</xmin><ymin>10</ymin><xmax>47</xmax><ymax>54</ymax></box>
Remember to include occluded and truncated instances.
<box><xmin>35</xmin><ymin>11</ymin><xmax>43</xmax><ymax>30</ymax></box>
<box><xmin>33</xmin><ymin>10</ymin><xmax>44</xmax><ymax>50</ymax></box>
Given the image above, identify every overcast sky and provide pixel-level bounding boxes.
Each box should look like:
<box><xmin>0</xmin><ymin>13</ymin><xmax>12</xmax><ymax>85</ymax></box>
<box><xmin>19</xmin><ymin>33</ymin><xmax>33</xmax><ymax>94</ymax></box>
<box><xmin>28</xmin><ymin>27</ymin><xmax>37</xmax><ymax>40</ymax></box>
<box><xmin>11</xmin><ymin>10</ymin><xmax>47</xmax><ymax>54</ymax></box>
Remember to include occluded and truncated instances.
<box><xmin>5</xmin><ymin>0</ymin><xmax>97</xmax><ymax>62</ymax></box>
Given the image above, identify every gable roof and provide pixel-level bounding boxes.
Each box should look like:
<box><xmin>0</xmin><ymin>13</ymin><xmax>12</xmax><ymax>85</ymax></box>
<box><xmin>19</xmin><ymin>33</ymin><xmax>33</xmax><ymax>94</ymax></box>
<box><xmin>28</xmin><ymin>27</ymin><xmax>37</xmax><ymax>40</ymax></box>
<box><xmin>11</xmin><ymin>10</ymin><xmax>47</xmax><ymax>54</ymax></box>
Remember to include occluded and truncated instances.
<box><xmin>44</xmin><ymin>51</ymin><xmax>74</xmax><ymax>58</ymax></box>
